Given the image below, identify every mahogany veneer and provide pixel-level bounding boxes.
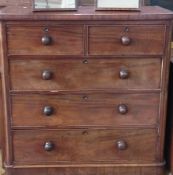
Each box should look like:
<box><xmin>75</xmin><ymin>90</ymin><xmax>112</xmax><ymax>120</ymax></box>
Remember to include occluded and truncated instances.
<box><xmin>0</xmin><ymin>2</ymin><xmax>173</xmax><ymax>175</ymax></box>
<box><xmin>88</xmin><ymin>25</ymin><xmax>166</xmax><ymax>56</ymax></box>
<box><xmin>11</xmin><ymin>93</ymin><xmax>160</xmax><ymax>128</ymax></box>
<box><xmin>13</xmin><ymin>129</ymin><xmax>157</xmax><ymax>163</ymax></box>
<box><xmin>7</xmin><ymin>25</ymin><xmax>84</xmax><ymax>56</ymax></box>
<box><xmin>10</xmin><ymin>58</ymin><xmax>161</xmax><ymax>91</ymax></box>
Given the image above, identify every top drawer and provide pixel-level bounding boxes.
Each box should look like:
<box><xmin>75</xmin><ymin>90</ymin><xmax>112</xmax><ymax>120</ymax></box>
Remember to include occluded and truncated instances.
<box><xmin>88</xmin><ymin>25</ymin><xmax>166</xmax><ymax>56</ymax></box>
<box><xmin>7</xmin><ymin>25</ymin><xmax>84</xmax><ymax>56</ymax></box>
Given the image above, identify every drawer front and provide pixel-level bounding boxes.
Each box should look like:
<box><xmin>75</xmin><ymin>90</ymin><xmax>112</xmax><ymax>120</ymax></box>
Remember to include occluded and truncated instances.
<box><xmin>13</xmin><ymin>129</ymin><xmax>157</xmax><ymax>164</ymax></box>
<box><xmin>7</xmin><ymin>25</ymin><xmax>84</xmax><ymax>55</ymax></box>
<box><xmin>88</xmin><ymin>25</ymin><xmax>165</xmax><ymax>56</ymax></box>
<box><xmin>11</xmin><ymin>93</ymin><xmax>159</xmax><ymax>127</ymax></box>
<box><xmin>10</xmin><ymin>58</ymin><xmax>161</xmax><ymax>91</ymax></box>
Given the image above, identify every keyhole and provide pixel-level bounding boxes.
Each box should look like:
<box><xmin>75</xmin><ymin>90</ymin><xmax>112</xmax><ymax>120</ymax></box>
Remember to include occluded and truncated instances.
<box><xmin>124</xmin><ymin>27</ymin><xmax>129</xmax><ymax>33</ymax></box>
<box><xmin>43</xmin><ymin>27</ymin><xmax>49</xmax><ymax>33</ymax></box>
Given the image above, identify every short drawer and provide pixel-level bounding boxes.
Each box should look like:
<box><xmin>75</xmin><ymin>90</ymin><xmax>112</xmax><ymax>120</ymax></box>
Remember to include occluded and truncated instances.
<box><xmin>7</xmin><ymin>25</ymin><xmax>84</xmax><ymax>56</ymax></box>
<box><xmin>11</xmin><ymin>93</ymin><xmax>159</xmax><ymax>128</ymax></box>
<box><xmin>10</xmin><ymin>58</ymin><xmax>161</xmax><ymax>91</ymax></box>
<box><xmin>88</xmin><ymin>25</ymin><xmax>165</xmax><ymax>56</ymax></box>
<box><xmin>13</xmin><ymin>129</ymin><xmax>158</xmax><ymax>164</ymax></box>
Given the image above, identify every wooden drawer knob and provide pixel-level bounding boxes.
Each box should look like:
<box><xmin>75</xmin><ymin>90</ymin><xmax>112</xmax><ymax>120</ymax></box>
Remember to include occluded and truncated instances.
<box><xmin>41</xmin><ymin>35</ymin><xmax>52</xmax><ymax>45</ymax></box>
<box><xmin>116</xmin><ymin>140</ymin><xmax>128</xmax><ymax>150</ymax></box>
<box><xmin>43</xmin><ymin>106</ymin><xmax>54</xmax><ymax>116</ymax></box>
<box><xmin>118</xmin><ymin>104</ymin><xmax>128</xmax><ymax>114</ymax></box>
<box><xmin>44</xmin><ymin>141</ymin><xmax>54</xmax><ymax>152</ymax></box>
<box><xmin>42</xmin><ymin>70</ymin><xmax>53</xmax><ymax>80</ymax></box>
<box><xmin>121</xmin><ymin>36</ymin><xmax>131</xmax><ymax>46</ymax></box>
<box><xmin>119</xmin><ymin>69</ymin><xmax>129</xmax><ymax>79</ymax></box>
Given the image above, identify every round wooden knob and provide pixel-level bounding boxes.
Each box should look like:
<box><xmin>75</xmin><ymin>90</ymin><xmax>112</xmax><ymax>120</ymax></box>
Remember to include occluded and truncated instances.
<box><xmin>119</xmin><ymin>69</ymin><xmax>129</xmax><ymax>79</ymax></box>
<box><xmin>42</xmin><ymin>70</ymin><xmax>53</xmax><ymax>80</ymax></box>
<box><xmin>118</xmin><ymin>104</ymin><xmax>128</xmax><ymax>114</ymax></box>
<box><xmin>43</xmin><ymin>106</ymin><xmax>54</xmax><ymax>116</ymax></box>
<box><xmin>44</xmin><ymin>141</ymin><xmax>54</xmax><ymax>152</ymax></box>
<box><xmin>116</xmin><ymin>140</ymin><xmax>128</xmax><ymax>150</ymax></box>
<box><xmin>121</xmin><ymin>36</ymin><xmax>131</xmax><ymax>46</ymax></box>
<box><xmin>41</xmin><ymin>35</ymin><xmax>52</xmax><ymax>45</ymax></box>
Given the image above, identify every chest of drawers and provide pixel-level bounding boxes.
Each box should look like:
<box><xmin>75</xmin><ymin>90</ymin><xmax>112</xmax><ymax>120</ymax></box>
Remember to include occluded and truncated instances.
<box><xmin>0</xmin><ymin>3</ymin><xmax>173</xmax><ymax>175</ymax></box>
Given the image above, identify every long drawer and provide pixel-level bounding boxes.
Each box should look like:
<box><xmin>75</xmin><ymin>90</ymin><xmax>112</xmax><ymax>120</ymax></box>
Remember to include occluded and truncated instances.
<box><xmin>11</xmin><ymin>93</ymin><xmax>160</xmax><ymax>128</ymax></box>
<box><xmin>9</xmin><ymin>58</ymin><xmax>161</xmax><ymax>91</ymax></box>
<box><xmin>88</xmin><ymin>25</ymin><xmax>165</xmax><ymax>56</ymax></box>
<box><xmin>7</xmin><ymin>25</ymin><xmax>84</xmax><ymax>56</ymax></box>
<box><xmin>13</xmin><ymin>129</ymin><xmax>158</xmax><ymax>164</ymax></box>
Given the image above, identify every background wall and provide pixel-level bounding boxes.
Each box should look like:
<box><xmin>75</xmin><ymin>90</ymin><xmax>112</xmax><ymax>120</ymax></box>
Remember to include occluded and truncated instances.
<box><xmin>0</xmin><ymin>0</ymin><xmax>155</xmax><ymax>6</ymax></box>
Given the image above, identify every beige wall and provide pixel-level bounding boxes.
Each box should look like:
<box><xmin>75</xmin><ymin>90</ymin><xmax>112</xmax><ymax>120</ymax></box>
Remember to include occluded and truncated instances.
<box><xmin>0</xmin><ymin>0</ymin><xmax>151</xmax><ymax>6</ymax></box>
<box><xmin>80</xmin><ymin>0</ymin><xmax>151</xmax><ymax>5</ymax></box>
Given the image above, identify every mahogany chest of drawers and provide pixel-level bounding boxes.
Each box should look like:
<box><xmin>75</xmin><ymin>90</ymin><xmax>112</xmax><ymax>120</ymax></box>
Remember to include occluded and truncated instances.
<box><xmin>0</xmin><ymin>2</ymin><xmax>173</xmax><ymax>175</ymax></box>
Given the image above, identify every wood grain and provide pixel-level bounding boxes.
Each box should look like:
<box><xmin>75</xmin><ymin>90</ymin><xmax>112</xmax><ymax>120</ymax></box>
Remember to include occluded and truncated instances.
<box><xmin>4</xmin><ymin>166</ymin><xmax>165</xmax><ymax>175</ymax></box>
<box><xmin>9</xmin><ymin>58</ymin><xmax>162</xmax><ymax>91</ymax></box>
<box><xmin>7</xmin><ymin>25</ymin><xmax>84</xmax><ymax>56</ymax></box>
<box><xmin>11</xmin><ymin>93</ymin><xmax>160</xmax><ymax>128</ymax></box>
<box><xmin>88</xmin><ymin>25</ymin><xmax>166</xmax><ymax>56</ymax></box>
<box><xmin>13</xmin><ymin>129</ymin><xmax>158</xmax><ymax>164</ymax></box>
<box><xmin>0</xmin><ymin>6</ymin><xmax>173</xmax><ymax>21</ymax></box>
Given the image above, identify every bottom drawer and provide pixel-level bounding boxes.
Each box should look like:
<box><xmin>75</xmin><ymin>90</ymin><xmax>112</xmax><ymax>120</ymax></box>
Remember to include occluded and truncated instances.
<box><xmin>13</xmin><ymin>129</ymin><xmax>158</xmax><ymax>164</ymax></box>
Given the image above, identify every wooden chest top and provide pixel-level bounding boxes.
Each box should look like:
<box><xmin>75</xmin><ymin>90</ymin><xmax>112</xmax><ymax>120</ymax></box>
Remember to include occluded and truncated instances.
<box><xmin>0</xmin><ymin>4</ymin><xmax>172</xmax><ymax>21</ymax></box>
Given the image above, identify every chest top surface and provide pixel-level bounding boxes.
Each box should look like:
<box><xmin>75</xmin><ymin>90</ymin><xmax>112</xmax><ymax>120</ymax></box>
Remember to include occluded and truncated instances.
<box><xmin>0</xmin><ymin>1</ymin><xmax>173</xmax><ymax>21</ymax></box>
